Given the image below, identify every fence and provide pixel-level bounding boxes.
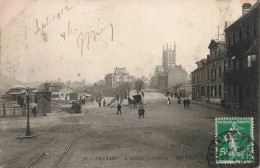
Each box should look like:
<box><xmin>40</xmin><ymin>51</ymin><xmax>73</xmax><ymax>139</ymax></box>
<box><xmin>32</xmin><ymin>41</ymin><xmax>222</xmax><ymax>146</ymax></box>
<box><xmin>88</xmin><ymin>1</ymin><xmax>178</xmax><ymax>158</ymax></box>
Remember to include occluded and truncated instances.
<box><xmin>0</xmin><ymin>103</ymin><xmax>25</xmax><ymax>117</ymax></box>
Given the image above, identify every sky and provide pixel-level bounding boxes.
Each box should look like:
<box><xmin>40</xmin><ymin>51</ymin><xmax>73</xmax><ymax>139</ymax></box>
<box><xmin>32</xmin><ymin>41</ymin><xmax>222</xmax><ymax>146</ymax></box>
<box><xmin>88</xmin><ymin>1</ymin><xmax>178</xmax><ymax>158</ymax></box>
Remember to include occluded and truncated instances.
<box><xmin>0</xmin><ymin>0</ymin><xmax>257</xmax><ymax>83</ymax></box>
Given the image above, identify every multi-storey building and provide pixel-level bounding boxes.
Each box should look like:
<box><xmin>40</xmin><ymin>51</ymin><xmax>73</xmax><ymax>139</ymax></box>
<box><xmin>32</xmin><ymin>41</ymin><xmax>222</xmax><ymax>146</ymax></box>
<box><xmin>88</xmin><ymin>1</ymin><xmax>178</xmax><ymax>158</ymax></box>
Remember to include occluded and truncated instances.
<box><xmin>105</xmin><ymin>67</ymin><xmax>135</xmax><ymax>88</ymax></box>
<box><xmin>191</xmin><ymin>39</ymin><xmax>226</xmax><ymax>102</ymax></box>
<box><xmin>158</xmin><ymin>65</ymin><xmax>187</xmax><ymax>93</ymax></box>
<box><xmin>224</xmin><ymin>2</ymin><xmax>259</xmax><ymax>112</ymax></box>
<box><xmin>191</xmin><ymin>59</ymin><xmax>207</xmax><ymax>100</ymax></box>
<box><xmin>206</xmin><ymin>40</ymin><xmax>226</xmax><ymax>103</ymax></box>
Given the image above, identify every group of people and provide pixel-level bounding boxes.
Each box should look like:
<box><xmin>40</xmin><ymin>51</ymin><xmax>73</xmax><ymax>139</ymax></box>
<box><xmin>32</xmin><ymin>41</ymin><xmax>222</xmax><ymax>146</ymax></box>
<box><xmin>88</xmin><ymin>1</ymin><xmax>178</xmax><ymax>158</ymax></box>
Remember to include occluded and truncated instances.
<box><xmin>117</xmin><ymin>103</ymin><xmax>145</xmax><ymax>118</ymax></box>
<box><xmin>183</xmin><ymin>98</ymin><xmax>190</xmax><ymax>109</ymax></box>
<box><xmin>98</xmin><ymin>99</ymin><xmax>106</xmax><ymax>107</ymax></box>
<box><xmin>167</xmin><ymin>96</ymin><xmax>191</xmax><ymax>109</ymax></box>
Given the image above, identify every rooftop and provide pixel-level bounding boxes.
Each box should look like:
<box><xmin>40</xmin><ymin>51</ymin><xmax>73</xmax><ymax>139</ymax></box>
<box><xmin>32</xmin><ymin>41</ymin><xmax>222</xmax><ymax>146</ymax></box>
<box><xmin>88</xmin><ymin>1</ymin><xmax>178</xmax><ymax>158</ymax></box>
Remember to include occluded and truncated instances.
<box><xmin>225</xmin><ymin>1</ymin><xmax>260</xmax><ymax>32</ymax></box>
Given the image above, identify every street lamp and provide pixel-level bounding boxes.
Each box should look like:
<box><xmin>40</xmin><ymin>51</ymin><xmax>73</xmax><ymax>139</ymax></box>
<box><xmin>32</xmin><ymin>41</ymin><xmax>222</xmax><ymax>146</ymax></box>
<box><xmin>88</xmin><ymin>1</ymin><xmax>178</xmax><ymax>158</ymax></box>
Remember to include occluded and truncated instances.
<box><xmin>25</xmin><ymin>87</ymin><xmax>31</xmax><ymax>136</ymax></box>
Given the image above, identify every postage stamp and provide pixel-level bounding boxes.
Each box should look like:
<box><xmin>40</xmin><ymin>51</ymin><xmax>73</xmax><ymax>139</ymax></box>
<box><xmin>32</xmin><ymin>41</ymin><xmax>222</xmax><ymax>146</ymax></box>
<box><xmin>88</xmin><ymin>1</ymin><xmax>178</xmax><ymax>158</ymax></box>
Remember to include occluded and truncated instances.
<box><xmin>215</xmin><ymin>117</ymin><xmax>254</xmax><ymax>164</ymax></box>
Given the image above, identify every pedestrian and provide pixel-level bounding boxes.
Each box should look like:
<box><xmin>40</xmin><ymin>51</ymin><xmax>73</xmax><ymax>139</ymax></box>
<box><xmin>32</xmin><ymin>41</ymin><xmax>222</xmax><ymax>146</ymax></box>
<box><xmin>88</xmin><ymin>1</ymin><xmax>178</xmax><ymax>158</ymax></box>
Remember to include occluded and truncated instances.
<box><xmin>98</xmin><ymin>99</ymin><xmax>102</xmax><ymax>108</ymax></box>
<box><xmin>178</xmin><ymin>96</ymin><xmax>181</xmax><ymax>104</ymax></box>
<box><xmin>141</xmin><ymin>91</ymin><xmax>145</xmax><ymax>98</ymax></box>
<box><xmin>187</xmin><ymin>98</ymin><xmax>190</xmax><ymax>108</ymax></box>
<box><xmin>220</xmin><ymin>99</ymin><xmax>225</xmax><ymax>108</ymax></box>
<box><xmin>128</xmin><ymin>97</ymin><xmax>132</xmax><ymax>108</ymax></box>
<box><xmin>138</xmin><ymin>106</ymin><xmax>145</xmax><ymax>118</ymax></box>
<box><xmin>183</xmin><ymin>99</ymin><xmax>187</xmax><ymax>109</ymax></box>
<box><xmin>32</xmin><ymin>106</ymin><xmax>37</xmax><ymax>117</ymax></box>
<box><xmin>167</xmin><ymin>96</ymin><xmax>171</xmax><ymax>104</ymax></box>
<box><xmin>117</xmin><ymin>103</ymin><xmax>122</xmax><ymax>115</ymax></box>
<box><xmin>103</xmin><ymin>99</ymin><xmax>106</xmax><ymax>107</ymax></box>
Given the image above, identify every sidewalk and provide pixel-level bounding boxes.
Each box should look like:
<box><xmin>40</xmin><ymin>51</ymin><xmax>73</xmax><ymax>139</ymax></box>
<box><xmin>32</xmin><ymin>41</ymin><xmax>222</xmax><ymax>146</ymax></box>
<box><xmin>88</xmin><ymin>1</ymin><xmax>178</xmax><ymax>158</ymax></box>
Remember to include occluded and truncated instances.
<box><xmin>191</xmin><ymin>100</ymin><xmax>258</xmax><ymax>117</ymax></box>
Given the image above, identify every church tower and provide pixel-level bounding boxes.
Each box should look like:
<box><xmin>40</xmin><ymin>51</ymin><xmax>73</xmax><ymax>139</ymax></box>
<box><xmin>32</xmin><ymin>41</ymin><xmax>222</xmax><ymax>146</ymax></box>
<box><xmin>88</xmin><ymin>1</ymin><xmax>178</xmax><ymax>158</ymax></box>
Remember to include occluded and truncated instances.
<box><xmin>162</xmin><ymin>42</ymin><xmax>176</xmax><ymax>70</ymax></box>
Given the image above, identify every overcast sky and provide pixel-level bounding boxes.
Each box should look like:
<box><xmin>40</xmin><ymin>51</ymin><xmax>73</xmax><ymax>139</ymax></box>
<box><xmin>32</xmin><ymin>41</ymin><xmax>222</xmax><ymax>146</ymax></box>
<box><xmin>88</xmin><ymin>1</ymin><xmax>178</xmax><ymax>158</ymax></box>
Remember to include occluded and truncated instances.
<box><xmin>0</xmin><ymin>0</ymin><xmax>257</xmax><ymax>83</ymax></box>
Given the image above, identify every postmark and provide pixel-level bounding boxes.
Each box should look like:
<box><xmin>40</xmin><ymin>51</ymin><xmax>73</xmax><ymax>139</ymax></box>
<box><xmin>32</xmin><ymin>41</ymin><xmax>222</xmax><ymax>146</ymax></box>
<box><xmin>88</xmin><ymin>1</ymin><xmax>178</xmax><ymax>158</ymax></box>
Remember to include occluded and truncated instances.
<box><xmin>207</xmin><ymin>117</ymin><xmax>259</xmax><ymax>167</ymax></box>
<box><xmin>216</xmin><ymin>117</ymin><xmax>254</xmax><ymax>164</ymax></box>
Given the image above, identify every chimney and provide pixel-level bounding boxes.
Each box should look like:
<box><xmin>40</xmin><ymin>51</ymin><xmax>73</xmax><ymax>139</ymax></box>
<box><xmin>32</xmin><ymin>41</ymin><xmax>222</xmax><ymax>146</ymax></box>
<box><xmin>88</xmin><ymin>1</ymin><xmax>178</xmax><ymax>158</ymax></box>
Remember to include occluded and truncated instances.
<box><xmin>242</xmin><ymin>3</ymin><xmax>251</xmax><ymax>15</ymax></box>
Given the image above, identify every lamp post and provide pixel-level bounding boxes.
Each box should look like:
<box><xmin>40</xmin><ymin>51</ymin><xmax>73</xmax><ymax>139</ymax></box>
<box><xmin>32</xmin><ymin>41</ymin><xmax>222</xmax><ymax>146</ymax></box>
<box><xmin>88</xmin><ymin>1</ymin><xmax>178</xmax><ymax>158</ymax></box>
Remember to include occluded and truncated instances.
<box><xmin>25</xmin><ymin>87</ymin><xmax>31</xmax><ymax>136</ymax></box>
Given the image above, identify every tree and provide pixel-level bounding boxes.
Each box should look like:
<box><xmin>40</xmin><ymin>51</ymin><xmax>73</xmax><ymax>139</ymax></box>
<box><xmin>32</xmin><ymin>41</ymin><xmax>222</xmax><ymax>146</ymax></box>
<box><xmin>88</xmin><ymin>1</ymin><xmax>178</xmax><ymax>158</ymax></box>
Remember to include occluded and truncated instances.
<box><xmin>135</xmin><ymin>79</ymin><xmax>144</xmax><ymax>93</ymax></box>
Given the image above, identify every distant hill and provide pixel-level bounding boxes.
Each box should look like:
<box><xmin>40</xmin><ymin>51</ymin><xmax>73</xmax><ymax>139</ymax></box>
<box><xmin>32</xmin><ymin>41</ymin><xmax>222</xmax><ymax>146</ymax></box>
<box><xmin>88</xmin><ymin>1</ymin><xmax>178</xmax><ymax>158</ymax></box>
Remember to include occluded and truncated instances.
<box><xmin>0</xmin><ymin>74</ymin><xmax>43</xmax><ymax>95</ymax></box>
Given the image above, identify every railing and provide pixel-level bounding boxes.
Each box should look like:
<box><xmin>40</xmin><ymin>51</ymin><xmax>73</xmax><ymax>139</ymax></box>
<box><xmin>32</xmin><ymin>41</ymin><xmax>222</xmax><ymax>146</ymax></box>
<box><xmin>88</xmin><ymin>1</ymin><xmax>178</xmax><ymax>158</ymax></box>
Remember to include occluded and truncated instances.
<box><xmin>0</xmin><ymin>105</ymin><xmax>25</xmax><ymax>117</ymax></box>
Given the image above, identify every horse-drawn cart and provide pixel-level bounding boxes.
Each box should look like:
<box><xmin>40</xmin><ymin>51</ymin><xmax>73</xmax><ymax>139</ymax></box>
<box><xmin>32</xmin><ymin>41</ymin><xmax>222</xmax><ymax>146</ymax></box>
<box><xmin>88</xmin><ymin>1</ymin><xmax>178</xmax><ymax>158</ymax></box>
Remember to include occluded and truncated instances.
<box><xmin>131</xmin><ymin>94</ymin><xmax>143</xmax><ymax>108</ymax></box>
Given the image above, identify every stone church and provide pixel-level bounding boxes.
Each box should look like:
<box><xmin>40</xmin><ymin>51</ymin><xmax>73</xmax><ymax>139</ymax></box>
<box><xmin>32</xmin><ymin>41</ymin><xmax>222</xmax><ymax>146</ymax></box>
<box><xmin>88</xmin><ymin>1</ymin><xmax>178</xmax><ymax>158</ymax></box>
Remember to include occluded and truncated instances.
<box><xmin>150</xmin><ymin>43</ymin><xmax>188</xmax><ymax>93</ymax></box>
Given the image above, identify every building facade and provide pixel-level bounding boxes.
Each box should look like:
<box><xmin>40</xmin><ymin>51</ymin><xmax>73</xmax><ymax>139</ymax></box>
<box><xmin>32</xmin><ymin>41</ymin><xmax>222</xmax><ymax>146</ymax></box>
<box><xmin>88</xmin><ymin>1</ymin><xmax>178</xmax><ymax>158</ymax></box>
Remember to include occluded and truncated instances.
<box><xmin>150</xmin><ymin>43</ymin><xmax>188</xmax><ymax>93</ymax></box>
<box><xmin>224</xmin><ymin>2</ymin><xmax>259</xmax><ymax>112</ymax></box>
<box><xmin>191</xmin><ymin>59</ymin><xmax>207</xmax><ymax>100</ymax></box>
<box><xmin>44</xmin><ymin>82</ymin><xmax>73</xmax><ymax>100</ymax></box>
<box><xmin>191</xmin><ymin>39</ymin><xmax>226</xmax><ymax>102</ymax></box>
<box><xmin>105</xmin><ymin>67</ymin><xmax>135</xmax><ymax>88</ymax></box>
<box><xmin>206</xmin><ymin>40</ymin><xmax>226</xmax><ymax>103</ymax></box>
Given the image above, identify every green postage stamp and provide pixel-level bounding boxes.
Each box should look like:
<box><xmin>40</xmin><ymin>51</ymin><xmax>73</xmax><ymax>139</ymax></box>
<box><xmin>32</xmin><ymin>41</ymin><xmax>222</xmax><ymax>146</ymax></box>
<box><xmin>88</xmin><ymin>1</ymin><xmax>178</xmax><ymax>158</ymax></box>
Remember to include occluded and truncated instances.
<box><xmin>215</xmin><ymin>117</ymin><xmax>254</xmax><ymax>164</ymax></box>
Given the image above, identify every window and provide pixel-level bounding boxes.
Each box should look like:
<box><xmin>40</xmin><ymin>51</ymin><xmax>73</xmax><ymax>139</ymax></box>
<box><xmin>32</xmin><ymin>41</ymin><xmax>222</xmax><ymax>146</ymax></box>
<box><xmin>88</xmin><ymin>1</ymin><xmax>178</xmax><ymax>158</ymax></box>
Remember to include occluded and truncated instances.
<box><xmin>253</xmin><ymin>21</ymin><xmax>257</xmax><ymax>36</ymax></box>
<box><xmin>233</xmin><ymin>58</ymin><xmax>236</xmax><ymax>70</ymax></box>
<box><xmin>233</xmin><ymin>33</ymin><xmax>236</xmax><ymax>44</ymax></box>
<box><xmin>215</xmin><ymin>85</ymin><xmax>217</xmax><ymax>97</ymax></box>
<box><xmin>228</xmin><ymin>36</ymin><xmax>231</xmax><ymax>46</ymax></box>
<box><xmin>201</xmin><ymin>87</ymin><xmax>204</xmax><ymax>96</ymax></box>
<box><xmin>247</xmin><ymin>85</ymin><xmax>250</xmax><ymax>97</ymax></box>
<box><xmin>252</xmin><ymin>55</ymin><xmax>256</xmax><ymax>61</ymax></box>
<box><xmin>228</xmin><ymin>85</ymin><xmax>231</xmax><ymax>98</ymax></box>
<box><xmin>246</xmin><ymin>25</ymin><xmax>250</xmax><ymax>38</ymax></box>
<box><xmin>247</xmin><ymin>56</ymin><xmax>251</xmax><ymax>67</ymax></box>
<box><xmin>219</xmin><ymin>66</ymin><xmax>222</xmax><ymax>77</ymax></box>
<box><xmin>239</xmin><ymin>29</ymin><xmax>242</xmax><ymax>41</ymax></box>
<box><xmin>224</xmin><ymin>60</ymin><xmax>226</xmax><ymax>72</ymax></box>
<box><xmin>233</xmin><ymin>84</ymin><xmax>236</xmax><ymax>98</ymax></box>
<box><xmin>214</xmin><ymin>68</ymin><xmax>217</xmax><ymax>79</ymax></box>
<box><xmin>248</xmin><ymin>55</ymin><xmax>257</xmax><ymax>67</ymax></box>
<box><xmin>228</xmin><ymin>58</ymin><xmax>231</xmax><ymax>71</ymax></box>
<box><xmin>219</xmin><ymin>85</ymin><xmax>222</xmax><ymax>97</ymax></box>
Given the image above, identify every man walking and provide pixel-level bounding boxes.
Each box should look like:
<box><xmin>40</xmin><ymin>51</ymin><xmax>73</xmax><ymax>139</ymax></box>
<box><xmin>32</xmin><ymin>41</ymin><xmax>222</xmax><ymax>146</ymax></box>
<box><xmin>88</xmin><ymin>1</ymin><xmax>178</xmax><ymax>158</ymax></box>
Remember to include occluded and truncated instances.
<box><xmin>186</xmin><ymin>98</ymin><xmax>190</xmax><ymax>108</ymax></box>
<box><xmin>138</xmin><ymin>106</ymin><xmax>145</xmax><ymax>118</ymax></box>
<box><xmin>167</xmin><ymin>96</ymin><xmax>171</xmax><ymax>104</ymax></box>
<box><xmin>183</xmin><ymin>99</ymin><xmax>187</xmax><ymax>109</ymax></box>
<box><xmin>141</xmin><ymin>91</ymin><xmax>145</xmax><ymax>98</ymax></box>
<box><xmin>98</xmin><ymin>99</ymin><xmax>102</xmax><ymax>108</ymax></box>
<box><xmin>103</xmin><ymin>99</ymin><xmax>106</xmax><ymax>107</ymax></box>
<box><xmin>178</xmin><ymin>96</ymin><xmax>181</xmax><ymax>104</ymax></box>
<box><xmin>117</xmin><ymin>103</ymin><xmax>122</xmax><ymax>115</ymax></box>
